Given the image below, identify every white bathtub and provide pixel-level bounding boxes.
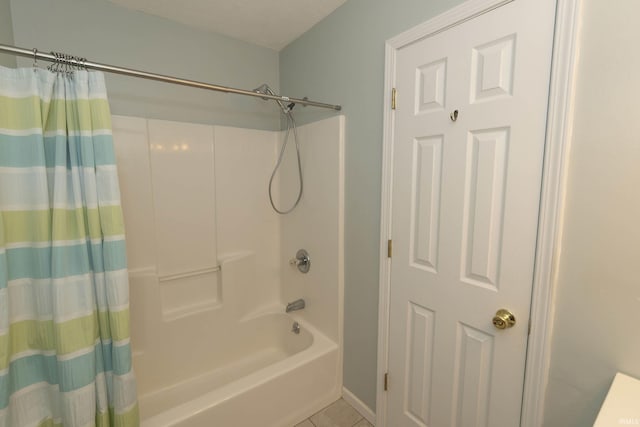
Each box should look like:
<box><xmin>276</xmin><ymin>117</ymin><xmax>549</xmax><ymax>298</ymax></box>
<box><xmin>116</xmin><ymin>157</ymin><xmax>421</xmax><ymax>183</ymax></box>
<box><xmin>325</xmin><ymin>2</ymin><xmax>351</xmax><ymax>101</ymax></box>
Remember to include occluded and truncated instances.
<box><xmin>115</xmin><ymin>116</ymin><xmax>345</xmax><ymax>427</ymax></box>
<box><xmin>138</xmin><ymin>312</ymin><xmax>341</xmax><ymax>427</ymax></box>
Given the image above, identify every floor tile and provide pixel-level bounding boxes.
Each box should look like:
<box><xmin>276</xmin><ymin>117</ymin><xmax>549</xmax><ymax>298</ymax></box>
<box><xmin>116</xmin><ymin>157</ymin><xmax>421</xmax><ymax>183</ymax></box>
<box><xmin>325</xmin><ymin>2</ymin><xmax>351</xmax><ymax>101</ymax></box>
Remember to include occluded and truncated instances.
<box><xmin>309</xmin><ymin>398</ymin><xmax>363</xmax><ymax>427</ymax></box>
<box><xmin>353</xmin><ymin>419</ymin><xmax>373</xmax><ymax>427</ymax></box>
<box><xmin>294</xmin><ymin>420</ymin><xmax>315</xmax><ymax>427</ymax></box>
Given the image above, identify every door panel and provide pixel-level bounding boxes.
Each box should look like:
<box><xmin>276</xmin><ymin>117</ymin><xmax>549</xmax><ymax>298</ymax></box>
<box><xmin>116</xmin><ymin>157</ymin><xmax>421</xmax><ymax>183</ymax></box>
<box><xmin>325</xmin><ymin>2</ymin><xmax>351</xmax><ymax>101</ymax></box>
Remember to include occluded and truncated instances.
<box><xmin>461</xmin><ymin>127</ymin><xmax>508</xmax><ymax>290</ymax></box>
<box><xmin>387</xmin><ymin>0</ymin><xmax>556</xmax><ymax>425</ymax></box>
<box><xmin>405</xmin><ymin>302</ymin><xmax>436</xmax><ymax>425</ymax></box>
<box><xmin>410</xmin><ymin>135</ymin><xmax>443</xmax><ymax>272</ymax></box>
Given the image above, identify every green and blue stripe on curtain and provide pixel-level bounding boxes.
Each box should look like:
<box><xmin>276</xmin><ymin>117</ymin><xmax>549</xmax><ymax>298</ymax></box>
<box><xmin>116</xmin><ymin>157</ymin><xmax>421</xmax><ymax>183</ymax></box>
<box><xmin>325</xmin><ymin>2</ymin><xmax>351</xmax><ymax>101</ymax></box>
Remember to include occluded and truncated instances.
<box><xmin>0</xmin><ymin>67</ymin><xmax>138</xmax><ymax>427</ymax></box>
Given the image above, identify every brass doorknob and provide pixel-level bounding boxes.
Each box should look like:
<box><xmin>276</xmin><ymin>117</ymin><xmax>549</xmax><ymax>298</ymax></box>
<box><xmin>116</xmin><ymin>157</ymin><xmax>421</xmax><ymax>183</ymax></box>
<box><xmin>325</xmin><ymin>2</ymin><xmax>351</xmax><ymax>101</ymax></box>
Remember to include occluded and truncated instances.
<box><xmin>492</xmin><ymin>309</ymin><xmax>516</xmax><ymax>330</ymax></box>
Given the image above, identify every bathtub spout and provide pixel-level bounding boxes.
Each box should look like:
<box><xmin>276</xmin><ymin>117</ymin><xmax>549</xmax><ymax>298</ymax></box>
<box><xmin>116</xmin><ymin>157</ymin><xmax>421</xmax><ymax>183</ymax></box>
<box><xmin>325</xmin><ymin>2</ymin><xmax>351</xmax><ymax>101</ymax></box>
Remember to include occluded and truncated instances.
<box><xmin>286</xmin><ymin>299</ymin><xmax>306</xmax><ymax>313</ymax></box>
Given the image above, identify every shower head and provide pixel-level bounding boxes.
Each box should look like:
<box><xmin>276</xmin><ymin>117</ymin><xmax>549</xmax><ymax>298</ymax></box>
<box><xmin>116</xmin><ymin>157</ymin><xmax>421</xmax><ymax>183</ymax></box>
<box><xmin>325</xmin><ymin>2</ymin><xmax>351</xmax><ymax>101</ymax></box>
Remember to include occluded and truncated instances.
<box><xmin>253</xmin><ymin>83</ymin><xmax>270</xmax><ymax>96</ymax></box>
<box><xmin>253</xmin><ymin>83</ymin><xmax>291</xmax><ymax>115</ymax></box>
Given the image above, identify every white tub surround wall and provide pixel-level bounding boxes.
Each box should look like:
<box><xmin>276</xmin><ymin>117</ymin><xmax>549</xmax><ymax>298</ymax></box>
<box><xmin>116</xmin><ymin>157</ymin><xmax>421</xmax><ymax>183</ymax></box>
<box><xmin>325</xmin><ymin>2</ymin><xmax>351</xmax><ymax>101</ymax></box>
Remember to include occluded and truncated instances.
<box><xmin>214</xmin><ymin>125</ymin><xmax>283</xmax><ymax>318</ymax></box>
<box><xmin>281</xmin><ymin>116</ymin><xmax>345</xmax><ymax>344</ymax></box>
<box><xmin>112</xmin><ymin>115</ymin><xmax>344</xmax><ymax>426</ymax></box>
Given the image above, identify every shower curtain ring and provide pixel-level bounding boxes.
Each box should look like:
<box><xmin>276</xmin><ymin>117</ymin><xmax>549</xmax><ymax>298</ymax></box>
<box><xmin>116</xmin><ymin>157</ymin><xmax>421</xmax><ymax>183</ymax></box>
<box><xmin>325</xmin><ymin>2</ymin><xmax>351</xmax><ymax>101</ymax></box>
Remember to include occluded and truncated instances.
<box><xmin>47</xmin><ymin>52</ymin><xmax>56</xmax><ymax>73</ymax></box>
<box><xmin>32</xmin><ymin>48</ymin><xmax>38</xmax><ymax>69</ymax></box>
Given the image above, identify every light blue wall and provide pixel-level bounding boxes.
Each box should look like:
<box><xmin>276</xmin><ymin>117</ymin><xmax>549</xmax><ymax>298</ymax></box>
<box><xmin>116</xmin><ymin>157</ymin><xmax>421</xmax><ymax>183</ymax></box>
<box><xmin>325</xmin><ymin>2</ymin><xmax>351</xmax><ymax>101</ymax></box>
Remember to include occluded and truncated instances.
<box><xmin>0</xmin><ymin>0</ymin><xmax>16</xmax><ymax>68</ymax></box>
<box><xmin>9</xmin><ymin>0</ymin><xmax>280</xmax><ymax>130</ymax></box>
<box><xmin>280</xmin><ymin>0</ymin><xmax>464</xmax><ymax>410</ymax></box>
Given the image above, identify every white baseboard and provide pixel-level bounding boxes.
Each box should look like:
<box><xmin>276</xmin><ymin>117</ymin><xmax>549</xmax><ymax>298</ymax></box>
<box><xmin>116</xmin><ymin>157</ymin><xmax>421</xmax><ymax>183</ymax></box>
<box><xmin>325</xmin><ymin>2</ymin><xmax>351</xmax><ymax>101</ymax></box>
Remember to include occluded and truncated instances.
<box><xmin>342</xmin><ymin>387</ymin><xmax>376</xmax><ymax>425</ymax></box>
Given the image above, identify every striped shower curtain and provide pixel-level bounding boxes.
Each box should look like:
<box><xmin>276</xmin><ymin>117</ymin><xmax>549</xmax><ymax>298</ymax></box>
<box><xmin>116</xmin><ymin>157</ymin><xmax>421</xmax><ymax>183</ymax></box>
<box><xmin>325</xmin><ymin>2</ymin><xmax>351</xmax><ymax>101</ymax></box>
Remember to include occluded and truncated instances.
<box><xmin>0</xmin><ymin>67</ymin><xmax>138</xmax><ymax>426</ymax></box>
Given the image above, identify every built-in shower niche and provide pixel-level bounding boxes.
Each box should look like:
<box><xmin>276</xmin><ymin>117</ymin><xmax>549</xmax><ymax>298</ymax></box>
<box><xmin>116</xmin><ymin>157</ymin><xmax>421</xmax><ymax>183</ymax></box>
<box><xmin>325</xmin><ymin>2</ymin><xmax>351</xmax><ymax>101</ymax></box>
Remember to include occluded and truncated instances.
<box><xmin>156</xmin><ymin>271</ymin><xmax>221</xmax><ymax>320</ymax></box>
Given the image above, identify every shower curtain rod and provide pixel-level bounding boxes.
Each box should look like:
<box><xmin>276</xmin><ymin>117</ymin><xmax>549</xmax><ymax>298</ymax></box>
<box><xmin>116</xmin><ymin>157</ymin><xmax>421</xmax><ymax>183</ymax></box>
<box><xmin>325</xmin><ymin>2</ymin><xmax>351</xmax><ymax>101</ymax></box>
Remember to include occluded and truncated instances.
<box><xmin>0</xmin><ymin>43</ymin><xmax>342</xmax><ymax>111</ymax></box>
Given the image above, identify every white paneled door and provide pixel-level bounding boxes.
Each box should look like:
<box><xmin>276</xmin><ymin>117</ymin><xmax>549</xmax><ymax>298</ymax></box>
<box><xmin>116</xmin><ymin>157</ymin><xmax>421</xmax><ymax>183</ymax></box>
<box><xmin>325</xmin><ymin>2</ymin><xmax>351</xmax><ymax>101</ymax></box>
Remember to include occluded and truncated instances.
<box><xmin>387</xmin><ymin>0</ymin><xmax>556</xmax><ymax>425</ymax></box>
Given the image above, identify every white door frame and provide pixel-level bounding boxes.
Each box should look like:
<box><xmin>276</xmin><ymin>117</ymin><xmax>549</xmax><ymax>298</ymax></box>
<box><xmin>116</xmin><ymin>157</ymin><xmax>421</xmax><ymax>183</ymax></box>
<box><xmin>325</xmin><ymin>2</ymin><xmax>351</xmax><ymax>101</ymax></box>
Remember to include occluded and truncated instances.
<box><xmin>376</xmin><ymin>0</ymin><xmax>581</xmax><ymax>425</ymax></box>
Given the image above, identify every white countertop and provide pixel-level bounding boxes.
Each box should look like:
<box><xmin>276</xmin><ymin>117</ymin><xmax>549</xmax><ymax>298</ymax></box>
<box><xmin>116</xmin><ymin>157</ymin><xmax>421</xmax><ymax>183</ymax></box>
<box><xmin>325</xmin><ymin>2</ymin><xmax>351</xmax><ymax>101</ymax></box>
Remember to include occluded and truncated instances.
<box><xmin>594</xmin><ymin>373</ymin><xmax>640</xmax><ymax>426</ymax></box>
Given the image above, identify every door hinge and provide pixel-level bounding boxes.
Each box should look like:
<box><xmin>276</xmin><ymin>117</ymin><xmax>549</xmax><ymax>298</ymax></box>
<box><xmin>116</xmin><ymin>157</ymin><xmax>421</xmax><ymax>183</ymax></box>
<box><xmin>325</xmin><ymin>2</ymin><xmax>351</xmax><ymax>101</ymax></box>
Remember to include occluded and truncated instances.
<box><xmin>528</xmin><ymin>320</ymin><xmax>531</xmax><ymax>336</ymax></box>
<box><xmin>384</xmin><ymin>372</ymin><xmax>389</xmax><ymax>391</ymax></box>
<box><xmin>391</xmin><ymin>88</ymin><xmax>397</xmax><ymax>110</ymax></box>
<box><xmin>387</xmin><ymin>239</ymin><xmax>393</xmax><ymax>258</ymax></box>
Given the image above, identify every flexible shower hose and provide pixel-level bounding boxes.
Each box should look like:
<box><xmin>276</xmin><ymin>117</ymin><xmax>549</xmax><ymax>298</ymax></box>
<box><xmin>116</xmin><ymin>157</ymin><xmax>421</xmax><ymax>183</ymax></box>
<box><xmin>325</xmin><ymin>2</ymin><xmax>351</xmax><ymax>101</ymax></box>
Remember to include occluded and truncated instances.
<box><xmin>268</xmin><ymin>112</ymin><xmax>303</xmax><ymax>214</ymax></box>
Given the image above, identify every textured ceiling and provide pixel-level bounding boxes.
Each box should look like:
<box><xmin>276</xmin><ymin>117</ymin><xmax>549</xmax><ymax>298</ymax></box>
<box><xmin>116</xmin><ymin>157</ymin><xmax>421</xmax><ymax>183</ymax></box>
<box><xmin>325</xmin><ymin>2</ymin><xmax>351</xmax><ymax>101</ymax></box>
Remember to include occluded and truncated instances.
<box><xmin>107</xmin><ymin>0</ymin><xmax>348</xmax><ymax>50</ymax></box>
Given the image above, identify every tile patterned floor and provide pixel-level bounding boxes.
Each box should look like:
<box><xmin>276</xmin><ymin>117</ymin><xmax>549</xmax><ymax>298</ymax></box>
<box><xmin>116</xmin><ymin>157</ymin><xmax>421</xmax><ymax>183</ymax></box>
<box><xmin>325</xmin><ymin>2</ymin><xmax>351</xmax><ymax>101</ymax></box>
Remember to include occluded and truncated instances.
<box><xmin>294</xmin><ymin>398</ymin><xmax>373</xmax><ymax>427</ymax></box>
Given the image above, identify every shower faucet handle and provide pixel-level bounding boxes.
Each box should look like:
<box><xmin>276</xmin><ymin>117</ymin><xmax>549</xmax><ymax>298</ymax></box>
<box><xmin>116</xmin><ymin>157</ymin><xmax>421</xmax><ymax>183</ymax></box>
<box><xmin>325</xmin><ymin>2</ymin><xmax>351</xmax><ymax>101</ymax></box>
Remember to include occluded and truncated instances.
<box><xmin>289</xmin><ymin>249</ymin><xmax>310</xmax><ymax>274</ymax></box>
